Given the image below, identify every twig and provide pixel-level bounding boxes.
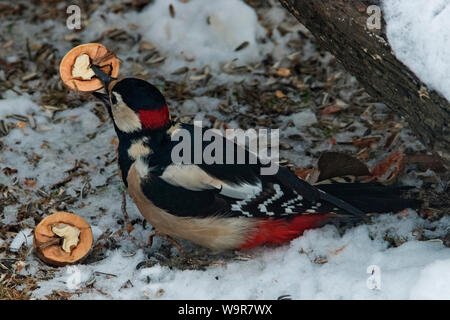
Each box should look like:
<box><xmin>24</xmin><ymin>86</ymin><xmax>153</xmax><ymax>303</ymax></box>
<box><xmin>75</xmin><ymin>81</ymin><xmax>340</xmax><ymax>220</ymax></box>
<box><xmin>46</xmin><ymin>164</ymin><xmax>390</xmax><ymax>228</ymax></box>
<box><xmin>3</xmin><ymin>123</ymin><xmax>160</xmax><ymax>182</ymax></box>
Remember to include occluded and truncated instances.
<box><xmin>94</xmin><ymin>271</ymin><xmax>117</xmax><ymax>278</ymax></box>
<box><xmin>50</xmin><ymin>170</ymin><xmax>87</xmax><ymax>190</ymax></box>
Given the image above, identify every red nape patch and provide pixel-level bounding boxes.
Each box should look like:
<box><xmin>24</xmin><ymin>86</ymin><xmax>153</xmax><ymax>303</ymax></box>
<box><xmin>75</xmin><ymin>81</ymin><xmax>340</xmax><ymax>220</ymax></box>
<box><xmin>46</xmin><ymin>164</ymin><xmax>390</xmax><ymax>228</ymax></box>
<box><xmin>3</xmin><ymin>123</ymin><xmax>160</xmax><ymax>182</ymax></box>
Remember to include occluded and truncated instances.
<box><xmin>138</xmin><ymin>105</ymin><xmax>170</xmax><ymax>129</ymax></box>
<box><xmin>240</xmin><ymin>214</ymin><xmax>332</xmax><ymax>250</ymax></box>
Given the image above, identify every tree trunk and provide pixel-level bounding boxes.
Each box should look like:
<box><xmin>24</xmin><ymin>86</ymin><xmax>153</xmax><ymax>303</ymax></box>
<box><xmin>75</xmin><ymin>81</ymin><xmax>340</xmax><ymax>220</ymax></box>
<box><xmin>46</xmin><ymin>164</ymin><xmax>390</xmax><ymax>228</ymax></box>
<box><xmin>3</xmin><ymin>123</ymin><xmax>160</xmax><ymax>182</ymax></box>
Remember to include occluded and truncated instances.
<box><xmin>279</xmin><ymin>0</ymin><xmax>450</xmax><ymax>167</ymax></box>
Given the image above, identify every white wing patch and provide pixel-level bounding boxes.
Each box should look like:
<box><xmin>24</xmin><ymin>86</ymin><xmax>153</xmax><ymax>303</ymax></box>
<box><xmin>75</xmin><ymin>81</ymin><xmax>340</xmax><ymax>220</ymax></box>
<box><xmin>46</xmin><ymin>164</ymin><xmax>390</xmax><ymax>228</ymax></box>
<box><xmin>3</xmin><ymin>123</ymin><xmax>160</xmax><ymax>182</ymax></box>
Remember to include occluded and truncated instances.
<box><xmin>160</xmin><ymin>164</ymin><xmax>221</xmax><ymax>191</ymax></box>
<box><xmin>160</xmin><ymin>164</ymin><xmax>263</xmax><ymax>200</ymax></box>
<box><xmin>219</xmin><ymin>180</ymin><xmax>262</xmax><ymax>200</ymax></box>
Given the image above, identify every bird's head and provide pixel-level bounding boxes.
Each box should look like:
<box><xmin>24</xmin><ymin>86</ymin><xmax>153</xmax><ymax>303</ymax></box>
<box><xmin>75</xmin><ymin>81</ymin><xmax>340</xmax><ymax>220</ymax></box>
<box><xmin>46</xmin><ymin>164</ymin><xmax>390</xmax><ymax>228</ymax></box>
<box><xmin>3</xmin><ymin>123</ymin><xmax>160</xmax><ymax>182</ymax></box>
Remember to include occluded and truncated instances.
<box><xmin>92</xmin><ymin>66</ymin><xmax>170</xmax><ymax>134</ymax></box>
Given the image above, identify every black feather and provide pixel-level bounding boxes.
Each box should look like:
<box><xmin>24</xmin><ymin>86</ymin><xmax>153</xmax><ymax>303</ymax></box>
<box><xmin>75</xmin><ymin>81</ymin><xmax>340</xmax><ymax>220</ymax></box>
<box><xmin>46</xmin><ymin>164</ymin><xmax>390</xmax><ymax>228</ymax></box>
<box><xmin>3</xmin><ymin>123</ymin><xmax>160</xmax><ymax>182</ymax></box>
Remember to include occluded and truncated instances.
<box><xmin>274</xmin><ymin>167</ymin><xmax>366</xmax><ymax>215</ymax></box>
<box><xmin>316</xmin><ymin>182</ymin><xmax>421</xmax><ymax>213</ymax></box>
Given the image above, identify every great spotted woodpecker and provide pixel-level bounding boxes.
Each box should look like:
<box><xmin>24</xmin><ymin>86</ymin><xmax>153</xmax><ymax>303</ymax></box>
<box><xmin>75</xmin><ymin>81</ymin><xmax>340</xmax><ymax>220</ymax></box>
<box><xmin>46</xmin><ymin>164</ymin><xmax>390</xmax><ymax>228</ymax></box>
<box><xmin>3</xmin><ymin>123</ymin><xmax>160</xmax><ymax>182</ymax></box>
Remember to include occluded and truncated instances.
<box><xmin>91</xmin><ymin>66</ymin><xmax>419</xmax><ymax>251</ymax></box>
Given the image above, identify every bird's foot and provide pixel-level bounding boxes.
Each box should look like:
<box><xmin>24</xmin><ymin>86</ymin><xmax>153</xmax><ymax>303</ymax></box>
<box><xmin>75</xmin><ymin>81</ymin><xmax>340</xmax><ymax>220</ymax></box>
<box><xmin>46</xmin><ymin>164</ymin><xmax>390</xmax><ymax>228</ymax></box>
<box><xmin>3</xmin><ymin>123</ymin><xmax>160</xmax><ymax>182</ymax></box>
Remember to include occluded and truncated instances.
<box><xmin>148</xmin><ymin>230</ymin><xmax>186</xmax><ymax>257</ymax></box>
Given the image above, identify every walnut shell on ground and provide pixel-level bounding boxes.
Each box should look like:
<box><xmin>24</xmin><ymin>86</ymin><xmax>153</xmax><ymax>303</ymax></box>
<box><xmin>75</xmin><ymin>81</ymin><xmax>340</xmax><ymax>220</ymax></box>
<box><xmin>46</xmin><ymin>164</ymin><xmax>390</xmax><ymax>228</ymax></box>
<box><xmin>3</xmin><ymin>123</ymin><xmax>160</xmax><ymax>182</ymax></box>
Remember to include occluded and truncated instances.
<box><xmin>59</xmin><ymin>43</ymin><xmax>120</xmax><ymax>92</ymax></box>
<box><xmin>33</xmin><ymin>212</ymin><xmax>93</xmax><ymax>267</ymax></box>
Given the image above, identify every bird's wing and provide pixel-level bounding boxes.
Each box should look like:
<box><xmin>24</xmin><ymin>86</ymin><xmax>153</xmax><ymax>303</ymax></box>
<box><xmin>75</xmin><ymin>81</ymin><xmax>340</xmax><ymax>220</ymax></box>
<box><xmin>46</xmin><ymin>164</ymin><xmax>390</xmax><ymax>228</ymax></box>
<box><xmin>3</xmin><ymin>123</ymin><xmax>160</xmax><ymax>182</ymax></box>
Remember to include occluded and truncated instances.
<box><xmin>137</xmin><ymin>123</ymin><xmax>365</xmax><ymax>219</ymax></box>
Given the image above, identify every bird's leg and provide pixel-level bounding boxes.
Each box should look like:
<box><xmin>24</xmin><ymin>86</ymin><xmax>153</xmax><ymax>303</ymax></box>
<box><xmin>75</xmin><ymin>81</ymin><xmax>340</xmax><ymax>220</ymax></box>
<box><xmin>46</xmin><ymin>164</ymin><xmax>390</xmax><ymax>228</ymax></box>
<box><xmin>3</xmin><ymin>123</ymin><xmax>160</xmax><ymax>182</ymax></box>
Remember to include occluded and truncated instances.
<box><xmin>148</xmin><ymin>229</ymin><xmax>186</xmax><ymax>256</ymax></box>
<box><xmin>121</xmin><ymin>191</ymin><xmax>134</xmax><ymax>234</ymax></box>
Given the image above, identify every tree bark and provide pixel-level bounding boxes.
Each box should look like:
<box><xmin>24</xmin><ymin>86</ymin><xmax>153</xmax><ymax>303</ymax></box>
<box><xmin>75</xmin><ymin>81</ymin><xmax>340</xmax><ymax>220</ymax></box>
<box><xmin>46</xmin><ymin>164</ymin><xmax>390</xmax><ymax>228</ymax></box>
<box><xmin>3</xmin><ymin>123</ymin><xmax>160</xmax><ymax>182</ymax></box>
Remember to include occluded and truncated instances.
<box><xmin>279</xmin><ymin>0</ymin><xmax>450</xmax><ymax>167</ymax></box>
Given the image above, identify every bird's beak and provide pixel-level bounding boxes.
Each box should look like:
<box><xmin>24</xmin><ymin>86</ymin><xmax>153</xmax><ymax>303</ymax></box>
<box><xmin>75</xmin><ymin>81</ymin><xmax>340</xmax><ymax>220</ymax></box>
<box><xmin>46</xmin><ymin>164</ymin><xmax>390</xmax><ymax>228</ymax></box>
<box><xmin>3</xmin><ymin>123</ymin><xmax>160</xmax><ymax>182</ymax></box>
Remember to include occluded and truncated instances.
<box><xmin>91</xmin><ymin>65</ymin><xmax>112</xmax><ymax>91</ymax></box>
<box><xmin>91</xmin><ymin>65</ymin><xmax>114</xmax><ymax>105</ymax></box>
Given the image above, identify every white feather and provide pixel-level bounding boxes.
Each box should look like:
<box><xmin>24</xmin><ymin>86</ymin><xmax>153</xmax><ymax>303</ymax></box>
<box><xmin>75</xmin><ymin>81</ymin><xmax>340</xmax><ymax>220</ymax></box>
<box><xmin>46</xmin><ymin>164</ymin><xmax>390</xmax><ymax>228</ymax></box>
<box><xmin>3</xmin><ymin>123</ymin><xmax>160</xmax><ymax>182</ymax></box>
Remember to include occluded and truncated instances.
<box><xmin>160</xmin><ymin>164</ymin><xmax>262</xmax><ymax>200</ymax></box>
<box><xmin>161</xmin><ymin>164</ymin><xmax>220</xmax><ymax>191</ymax></box>
<box><xmin>219</xmin><ymin>181</ymin><xmax>262</xmax><ymax>199</ymax></box>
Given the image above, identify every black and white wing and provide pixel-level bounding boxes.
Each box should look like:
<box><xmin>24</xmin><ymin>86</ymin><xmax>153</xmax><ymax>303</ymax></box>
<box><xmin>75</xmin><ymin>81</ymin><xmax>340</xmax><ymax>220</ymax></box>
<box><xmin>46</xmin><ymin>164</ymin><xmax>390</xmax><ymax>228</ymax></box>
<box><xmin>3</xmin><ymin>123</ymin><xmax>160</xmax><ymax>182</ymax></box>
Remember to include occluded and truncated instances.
<box><xmin>139</xmin><ymin>123</ymin><xmax>365</xmax><ymax>219</ymax></box>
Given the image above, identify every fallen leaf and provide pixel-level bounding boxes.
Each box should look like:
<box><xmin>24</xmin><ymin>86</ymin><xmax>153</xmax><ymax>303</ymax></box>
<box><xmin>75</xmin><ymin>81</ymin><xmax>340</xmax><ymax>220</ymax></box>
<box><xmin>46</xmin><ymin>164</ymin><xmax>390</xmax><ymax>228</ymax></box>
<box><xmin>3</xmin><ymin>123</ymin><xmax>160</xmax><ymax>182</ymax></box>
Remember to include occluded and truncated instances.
<box><xmin>3</xmin><ymin>40</ymin><xmax>14</xmax><ymax>48</ymax></box>
<box><xmin>110</xmin><ymin>137</ymin><xmax>119</xmax><ymax>146</ymax></box>
<box><xmin>275</xmin><ymin>90</ymin><xmax>285</xmax><ymax>99</ymax></box>
<box><xmin>234</xmin><ymin>41</ymin><xmax>249</xmax><ymax>52</ymax></box>
<box><xmin>314</xmin><ymin>256</ymin><xmax>328</xmax><ymax>264</ymax></box>
<box><xmin>169</xmin><ymin>4</ymin><xmax>175</xmax><ymax>18</ymax></box>
<box><xmin>277</xmin><ymin>68</ymin><xmax>291</xmax><ymax>77</ymax></box>
<box><xmin>24</xmin><ymin>179</ymin><xmax>37</xmax><ymax>187</ymax></box>
<box><xmin>294</xmin><ymin>168</ymin><xmax>311</xmax><ymax>180</ymax></box>
<box><xmin>352</xmin><ymin>137</ymin><xmax>378</xmax><ymax>148</ymax></box>
<box><xmin>327</xmin><ymin>244</ymin><xmax>347</xmax><ymax>255</ymax></box>
<box><xmin>316</xmin><ymin>152</ymin><xmax>371</xmax><ymax>181</ymax></box>
<box><xmin>329</xmin><ymin>137</ymin><xmax>337</xmax><ymax>146</ymax></box>
<box><xmin>2</xmin><ymin>167</ymin><xmax>18</xmax><ymax>175</ymax></box>
<box><xmin>321</xmin><ymin>105</ymin><xmax>341</xmax><ymax>115</ymax></box>
<box><xmin>15</xmin><ymin>121</ymin><xmax>27</xmax><ymax>129</ymax></box>
<box><xmin>405</xmin><ymin>154</ymin><xmax>446</xmax><ymax>172</ymax></box>
<box><xmin>371</xmin><ymin>152</ymin><xmax>405</xmax><ymax>183</ymax></box>
<box><xmin>126</xmin><ymin>223</ymin><xmax>134</xmax><ymax>234</ymax></box>
<box><xmin>384</xmin><ymin>131</ymin><xmax>399</xmax><ymax>149</ymax></box>
<box><xmin>357</xmin><ymin>148</ymin><xmax>369</xmax><ymax>161</ymax></box>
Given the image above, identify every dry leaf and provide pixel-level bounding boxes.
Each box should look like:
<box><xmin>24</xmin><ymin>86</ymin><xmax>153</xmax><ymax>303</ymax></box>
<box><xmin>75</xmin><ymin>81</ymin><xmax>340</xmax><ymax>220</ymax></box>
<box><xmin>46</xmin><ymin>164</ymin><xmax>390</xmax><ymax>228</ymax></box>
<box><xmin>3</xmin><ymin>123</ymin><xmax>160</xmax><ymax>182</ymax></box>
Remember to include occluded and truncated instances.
<box><xmin>110</xmin><ymin>137</ymin><xmax>119</xmax><ymax>146</ymax></box>
<box><xmin>327</xmin><ymin>244</ymin><xmax>347</xmax><ymax>255</ymax></box>
<box><xmin>169</xmin><ymin>4</ymin><xmax>175</xmax><ymax>18</ymax></box>
<box><xmin>405</xmin><ymin>154</ymin><xmax>446</xmax><ymax>172</ymax></box>
<box><xmin>384</xmin><ymin>131</ymin><xmax>399</xmax><ymax>149</ymax></box>
<box><xmin>24</xmin><ymin>179</ymin><xmax>37</xmax><ymax>187</ymax></box>
<box><xmin>126</xmin><ymin>223</ymin><xmax>134</xmax><ymax>234</ymax></box>
<box><xmin>275</xmin><ymin>90</ymin><xmax>285</xmax><ymax>99</ymax></box>
<box><xmin>316</xmin><ymin>152</ymin><xmax>371</xmax><ymax>181</ymax></box>
<box><xmin>357</xmin><ymin>148</ymin><xmax>369</xmax><ymax>161</ymax></box>
<box><xmin>352</xmin><ymin>137</ymin><xmax>378</xmax><ymax>148</ymax></box>
<box><xmin>277</xmin><ymin>68</ymin><xmax>291</xmax><ymax>77</ymax></box>
<box><xmin>321</xmin><ymin>105</ymin><xmax>341</xmax><ymax>115</ymax></box>
<box><xmin>371</xmin><ymin>152</ymin><xmax>405</xmax><ymax>183</ymax></box>
<box><xmin>329</xmin><ymin>137</ymin><xmax>337</xmax><ymax>146</ymax></box>
<box><xmin>16</xmin><ymin>121</ymin><xmax>27</xmax><ymax>129</ymax></box>
<box><xmin>234</xmin><ymin>41</ymin><xmax>249</xmax><ymax>52</ymax></box>
<box><xmin>294</xmin><ymin>168</ymin><xmax>312</xmax><ymax>180</ymax></box>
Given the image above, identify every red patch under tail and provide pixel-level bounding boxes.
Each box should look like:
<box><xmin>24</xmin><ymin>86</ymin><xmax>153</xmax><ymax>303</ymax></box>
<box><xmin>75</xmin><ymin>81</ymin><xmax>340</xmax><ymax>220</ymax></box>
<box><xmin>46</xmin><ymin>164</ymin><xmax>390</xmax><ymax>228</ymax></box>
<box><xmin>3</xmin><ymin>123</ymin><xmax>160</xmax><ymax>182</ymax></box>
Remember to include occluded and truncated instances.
<box><xmin>240</xmin><ymin>214</ymin><xmax>332</xmax><ymax>250</ymax></box>
<box><xmin>138</xmin><ymin>105</ymin><xmax>170</xmax><ymax>129</ymax></box>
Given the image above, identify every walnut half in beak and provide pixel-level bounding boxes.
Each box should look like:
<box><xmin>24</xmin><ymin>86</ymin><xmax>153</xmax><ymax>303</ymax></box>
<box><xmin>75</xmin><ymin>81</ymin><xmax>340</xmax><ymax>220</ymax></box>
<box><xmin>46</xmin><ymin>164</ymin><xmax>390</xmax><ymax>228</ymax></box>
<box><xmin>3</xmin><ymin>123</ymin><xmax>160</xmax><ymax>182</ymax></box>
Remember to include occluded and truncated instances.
<box><xmin>59</xmin><ymin>43</ymin><xmax>119</xmax><ymax>92</ymax></box>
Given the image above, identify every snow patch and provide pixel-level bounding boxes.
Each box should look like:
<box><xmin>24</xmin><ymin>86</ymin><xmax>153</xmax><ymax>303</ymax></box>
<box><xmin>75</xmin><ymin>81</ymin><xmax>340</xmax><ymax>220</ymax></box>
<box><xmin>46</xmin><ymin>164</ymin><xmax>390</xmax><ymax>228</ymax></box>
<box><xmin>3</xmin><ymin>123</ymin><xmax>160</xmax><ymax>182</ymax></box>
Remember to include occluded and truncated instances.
<box><xmin>410</xmin><ymin>259</ymin><xmax>450</xmax><ymax>299</ymax></box>
<box><xmin>0</xmin><ymin>92</ymin><xmax>40</xmax><ymax>119</ymax></box>
<box><xmin>9</xmin><ymin>229</ymin><xmax>33</xmax><ymax>252</ymax></box>
<box><xmin>130</xmin><ymin>0</ymin><xmax>265</xmax><ymax>71</ymax></box>
<box><xmin>383</xmin><ymin>0</ymin><xmax>450</xmax><ymax>101</ymax></box>
<box><xmin>292</xmin><ymin>109</ymin><xmax>318</xmax><ymax>128</ymax></box>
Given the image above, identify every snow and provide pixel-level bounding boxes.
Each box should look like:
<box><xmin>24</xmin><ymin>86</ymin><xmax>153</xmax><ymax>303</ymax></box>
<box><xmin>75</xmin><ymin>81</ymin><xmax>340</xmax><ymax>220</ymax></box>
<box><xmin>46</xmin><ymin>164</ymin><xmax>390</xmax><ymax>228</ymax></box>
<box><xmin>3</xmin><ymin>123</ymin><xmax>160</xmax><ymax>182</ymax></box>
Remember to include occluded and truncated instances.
<box><xmin>128</xmin><ymin>0</ymin><xmax>265</xmax><ymax>72</ymax></box>
<box><xmin>410</xmin><ymin>259</ymin><xmax>450</xmax><ymax>299</ymax></box>
<box><xmin>9</xmin><ymin>228</ymin><xmax>33</xmax><ymax>252</ymax></box>
<box><xmin>0</xmin><ymin>91</ymin><xmax>40</xmax><ymax>119</ymax></box>
<box><xmin>383</xmin><ymin>0</ymin><xmax>450</xmax><ymax>101</ymax></box>
<box><xmin>292</xmin><ymin>109</ymin><xmax>318</xmax><ymax>128</ymax></box>
<box><xmin>30</xmin><ymin>212</ymin><xmax>450</xmax><ymax>299</ymax></box>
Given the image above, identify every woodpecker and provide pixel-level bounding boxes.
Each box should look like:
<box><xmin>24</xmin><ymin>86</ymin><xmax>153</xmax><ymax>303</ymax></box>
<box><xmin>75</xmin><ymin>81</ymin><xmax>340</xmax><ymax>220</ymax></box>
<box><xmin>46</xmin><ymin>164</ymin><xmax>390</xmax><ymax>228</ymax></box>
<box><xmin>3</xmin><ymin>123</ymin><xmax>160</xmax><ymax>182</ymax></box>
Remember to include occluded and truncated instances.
<box><xmin>91</xmin><ymin>66</ymin><xmax>419</xmax><ymax>251</ymax></box>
